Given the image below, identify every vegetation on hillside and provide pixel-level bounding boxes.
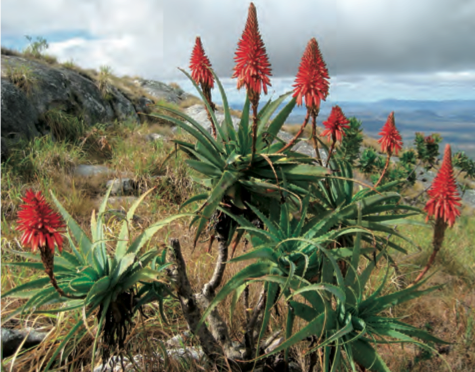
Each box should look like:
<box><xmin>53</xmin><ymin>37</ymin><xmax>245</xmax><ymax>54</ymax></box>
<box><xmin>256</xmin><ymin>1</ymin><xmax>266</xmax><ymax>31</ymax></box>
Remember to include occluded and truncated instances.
<box><xmin>1</xmin><ymin>4</ymin><xmax>475</xmax><ymax>372</ymax></box>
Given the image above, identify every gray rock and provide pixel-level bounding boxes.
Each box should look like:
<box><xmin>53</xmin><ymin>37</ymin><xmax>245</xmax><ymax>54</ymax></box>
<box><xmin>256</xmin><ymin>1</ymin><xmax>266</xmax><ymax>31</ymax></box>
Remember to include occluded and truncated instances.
<box><xmin>134</xmin><ymin>79</ymin><xmax>185</xmax><ymax>104</ymax></box>
<box><xmin>1</xmin><ymin>137</ymin><xmax>10</xmax><ymax>162</ymax></box>
<box><xmin>1</xmin><ymin>56</ymin><xmax>182</xmax><ymax>159</ymax></box>
<box><xmin>2</xmin><ymin>55</ymin><xmax>115</xmax><ymax>128</ymax></box>
<box><xmin>106</xmin><ymin>178</ymin><xmax>137</xmax><ymax>196</ymax></box>
<box><xmin>463</xmin><ymin>189</ymin><xmax>475</xmax><ymax>207</ymax></box>
<box><xmin>1</xmin><ymin>78</ymin><xmax>40</xmax><ymax>140</ymax></box>
<box><xmin>145</xmin><ymin>133</ymin><xmax>166</xmax><ymax>142</ymax></box>
<box><xmin>102</xmin><ymin>209</ymin><xmax>142</xmax><ymax>223</ymax></box>
<box><xmin>1</xmin><ymin>327</ymin><xmax>48</xmax><ymax>357</ymax></box>
<box><xmin>107</xmin><ymin>196</ymin><xmax>139</xmax><ymax>206</ymax></box>
<box><xmin>264</xmin><ymin>337</ymin><xmax>284</xmax><ymax>354</ymax></box>
<box><xmin>73</xmin><ymin>164</ymin><xmax>113</xmax><ymax>177</ymax></box>
<box><xmin>166</xmin><ymin>331</ymin><xmax>192</xmax><ymax>348</ymax></box>
<box><xmin>184</xmin><ymin>104</ymin><xmax>240</xmax><ymax>133</ymax></box>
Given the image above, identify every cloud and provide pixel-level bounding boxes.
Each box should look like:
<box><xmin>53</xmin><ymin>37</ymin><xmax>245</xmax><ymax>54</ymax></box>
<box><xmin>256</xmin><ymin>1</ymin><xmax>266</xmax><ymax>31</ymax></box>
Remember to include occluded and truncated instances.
<box><xmin>2</xmin><ymin>0</ymin><xmax>475</xmax><ymax>100</ymax></box>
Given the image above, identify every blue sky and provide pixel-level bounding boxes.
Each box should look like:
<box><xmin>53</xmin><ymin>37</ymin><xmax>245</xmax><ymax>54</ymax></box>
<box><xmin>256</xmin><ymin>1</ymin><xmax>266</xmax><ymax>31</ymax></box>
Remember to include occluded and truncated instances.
<box><xmin>2</xmin><ymin>0</ymin><xmax>475</xmax><ymax>102</ymax></box>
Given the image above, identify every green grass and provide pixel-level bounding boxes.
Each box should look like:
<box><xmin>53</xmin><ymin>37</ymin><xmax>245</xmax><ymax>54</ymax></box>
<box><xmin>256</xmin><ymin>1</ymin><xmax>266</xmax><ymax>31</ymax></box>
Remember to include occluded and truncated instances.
<box><xmin>42</xmin><ymin>108</ymin><xmax>88</xmax><ymax>143</ymax></box>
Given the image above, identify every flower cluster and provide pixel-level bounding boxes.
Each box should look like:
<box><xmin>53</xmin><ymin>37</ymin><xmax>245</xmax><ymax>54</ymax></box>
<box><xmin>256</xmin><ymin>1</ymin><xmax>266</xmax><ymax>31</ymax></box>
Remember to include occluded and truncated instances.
<box><xmin>292</xmin><ymin>37</ymin><xmax>330</xmax><ymax>111</ymax></box>
<box><xmin>190</xmin><ymin>36</ymin><xmax>214</xmax><ymax>90</ymax></box>
<box><xmin>378</xmin><ymin>112</ymin><xmax>403</xmax><ymax>156</ymax></box>
<box><xmin>424</xmin><ymin>144</ymin><xmax>461</xmax><ymax>227</ymax></box>
<box><xmin>232</xmin><ymin>2</ymin><xmax>272</xmax><ymax>97</ymax></box>
<box><xmin>16</xmin><ymin>190</ymin><xmax>65</xmax><ymax>253</ymax></box>
<box><xmin>321</xmin><ymin>106</ymin><xmax>350</xmax><ymax>142</ymax></box>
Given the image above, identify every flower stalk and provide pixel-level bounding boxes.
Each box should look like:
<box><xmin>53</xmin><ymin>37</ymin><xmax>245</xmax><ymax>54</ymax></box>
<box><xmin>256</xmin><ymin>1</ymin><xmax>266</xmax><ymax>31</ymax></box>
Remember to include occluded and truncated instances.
<box><xmin>16</xmin><ymin>190</ymin><xmax>83</xmax><ymax>299</ymax></box>
<box><xmin>413</xmin><ymin>144</ymin><xmax>461</xmax><ymax>284</ymax></box>
<box><xmin>285</xmin><ymin>38</ymin><xmax>329</xmax><ymax>161</ymax></box>
<box><xmin>320</xmin><ymin>106</ymin><xmax>349</xmax><ymax>167</ymax></box>
<box><xmin>233</xmin><ymin>2</ymin><xmax>272</xmax><ymax>160</ymax></box>
<box><xmin>190</xmin><ymin>36</ymin><xmax>217</xmax><ymax>138</ymax></box>
<box><xmin>374</xmin><ymin>112</ymin><xmax>403</xmax><ymax>187</ymax></box>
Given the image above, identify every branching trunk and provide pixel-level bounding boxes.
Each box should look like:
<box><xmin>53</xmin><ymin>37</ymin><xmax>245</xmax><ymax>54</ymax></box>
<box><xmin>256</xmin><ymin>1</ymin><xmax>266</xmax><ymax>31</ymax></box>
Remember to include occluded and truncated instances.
<box><xmin>167</xmin><ymin>239</ymin><xmax>228</xmax><ymax>369</ymax></box>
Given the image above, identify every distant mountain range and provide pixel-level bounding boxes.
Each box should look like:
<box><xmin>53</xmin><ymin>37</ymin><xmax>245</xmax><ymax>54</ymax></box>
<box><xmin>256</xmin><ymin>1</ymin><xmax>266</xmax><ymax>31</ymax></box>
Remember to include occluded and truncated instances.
<box><xmin>229</xmin><ymin>99</ymin><xmax>475</xmax><ymax>159</ymax></box>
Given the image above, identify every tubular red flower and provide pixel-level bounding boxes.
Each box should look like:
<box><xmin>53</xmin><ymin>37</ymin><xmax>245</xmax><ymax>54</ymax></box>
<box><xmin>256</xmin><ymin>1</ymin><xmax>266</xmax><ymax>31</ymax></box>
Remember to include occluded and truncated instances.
<box><xmin>189</xmin><ymin>36</ymin><xmax>214</xmax><ymax>89</ymax></box>
<box><xmin>232</xmin><ymin>2</ymin><xmax>272</xmax><ymax>96</ymax></box>
<box><xmin>16</xmin><ymin>190</ymin><xmax>65</xmax><ymax>253</ymax></box>
<box><xmin>378</xmin><ymin>112</ymin><xmax>403</xmax><ymax>155</ymax></box>
<box><xmin>424</xmin><ymin>145</ymin><xmax>461</xmax><ymax>227</ymax></box>
<box><xmin>292</xmin><ymin>38</ymin><xmax>330</xmax><ymax>110</ymax></box>
<box><xmin>320</xmin><ymin>106</ymin><xmax>350</xmax><ymax>142</ymax></box>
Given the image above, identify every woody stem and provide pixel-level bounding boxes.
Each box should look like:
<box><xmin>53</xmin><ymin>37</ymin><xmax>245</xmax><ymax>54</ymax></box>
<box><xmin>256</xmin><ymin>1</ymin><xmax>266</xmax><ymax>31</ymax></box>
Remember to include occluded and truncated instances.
<box><xmin>325</xmin><ymin>138</ymin><xmax>336</xmax><ymax>168</ymax></box>
<box><xmin>374</xmin><ymin>154</ymin><xmax>391</xmax><ymax>188</ymax></box>
<box><xmin>250</xmin><ymin>97</ymin><xmax>259</xmax><ymax>164</ymax></box>
<box><xmin>203</xmin><ymin>86</ymin><xmax>217</xmax><ymax>139</ymax></box>
<box><xmin>310</xmin><ymin>112</ymin><xmax>322</xmax><ymax>166</ymax></box>
<box><xmin>40</xmin><ymin>248</ymin><xmax>85</xmax><ymax>299</ymax></box>
<box><xmin>278</xmin><ymin>110</ymin><xmax>311</xmax><ymax>153</ymax></box>
<box><xmin>412</xmin><ymin>218</ymin><xmax>447</xmax><ymax>285</ymax></box>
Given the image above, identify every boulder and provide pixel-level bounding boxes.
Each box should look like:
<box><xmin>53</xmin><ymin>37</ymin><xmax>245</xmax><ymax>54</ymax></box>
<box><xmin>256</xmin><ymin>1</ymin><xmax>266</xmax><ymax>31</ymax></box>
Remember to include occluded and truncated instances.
<box><xmin>184</xmin><ymin>104</ymin><xmax>240</xmax><ymax>133</ymax></box>
<box><xmin>0</xmin><ymin>55</ymin><xmax>180</xmax><ymax>160</ymax></box>
<box><xmin>1</xmin><ymin>137</ymin><xmax>10</xmax><ymax>162</ymax></box>
<box><xmin>1</xmin><ymin>78</ymin><xmax>40</xmax><ymax>140</ymax></box>
<box><xmin>1</xmin><ymin>327</ymin><xmax>48</xmax><ymax>357</ymax></box>
<box><xmin>133</xmin><ymin>79</ymin><xmax>186</xmax><ymax>104</ymax></box>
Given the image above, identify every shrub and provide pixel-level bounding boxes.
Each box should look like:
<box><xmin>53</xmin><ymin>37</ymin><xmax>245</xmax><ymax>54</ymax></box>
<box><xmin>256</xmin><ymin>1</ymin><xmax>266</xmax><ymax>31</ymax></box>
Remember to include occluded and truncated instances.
<box><xmin>43</xmin><ymin>108</ymin><xmax>87</xmax><ymax>143</ymax></box>
<box><xmin>23</xmin><ymin>35</ymin><xmax>49</xmax><ymax>58</ymax></box>
<box><xmin>335</xmin><ymin>116</ymin><xmax>363</xmax><ymax>165</ymax></box>
<box><xmin>415</xmin><ymin>132</ymin><xmax>442</xmax><ymax>169</ymax></box>
<box><xmin>97</xmin><ymin>65</ymin><xmax>114</xmax><ymax>100</ymax></box>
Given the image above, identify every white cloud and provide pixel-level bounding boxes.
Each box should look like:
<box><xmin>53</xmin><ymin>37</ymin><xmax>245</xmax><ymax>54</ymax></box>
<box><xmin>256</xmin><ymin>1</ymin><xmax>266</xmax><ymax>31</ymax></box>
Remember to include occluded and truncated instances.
<box><xmin>2</xmin><ymin>0</ymin><xmax>475</xmax><ymax>100</ymax></box>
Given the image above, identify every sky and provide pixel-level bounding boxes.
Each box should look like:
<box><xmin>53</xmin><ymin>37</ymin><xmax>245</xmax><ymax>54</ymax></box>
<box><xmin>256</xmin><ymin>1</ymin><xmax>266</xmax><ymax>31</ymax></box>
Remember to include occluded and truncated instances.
<box><xmin>2</xmin><ymin>0</ymin><xmax>475</xmax><ymax>103</ymax></box>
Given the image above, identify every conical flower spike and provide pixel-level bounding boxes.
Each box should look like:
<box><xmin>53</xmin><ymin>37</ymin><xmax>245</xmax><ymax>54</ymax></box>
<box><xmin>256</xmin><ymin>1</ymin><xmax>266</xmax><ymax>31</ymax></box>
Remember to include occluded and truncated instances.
<box><xmin>378</xmin><ymin>112</ymin><xmax>403</xmax><ymax>156</ymax></box>
<box><xmin>16</xmin><ymin>189</ymin><xmax>65</xmax><ymax>254</ymax></box>
<box><xmin>424</xmin><ymin>144</ymin><xmax>462</xmax><ymax>227</ymax></box>
<box><xmin>189</xmin><ymin>36</ymin><xmax>217</xmax><ymax>137</ymax></box>
<box><xmin>320</xmin><ymin>105</ymin><xmax>350</xmax><ymax>143</ymax></box>
<box><xmin>190</xmin><ymin>36</ymin><xmax>215</xmax><ymax>90</ymax></box>
<box><xmin>233</xmin><ymin>2</ymin><xmax>272</xmax><ymax>98</ymax></box>
<box><xmin>292</xmin><ymin>38</ymin><xmax>330</xmax><ymax>112</ymax></box>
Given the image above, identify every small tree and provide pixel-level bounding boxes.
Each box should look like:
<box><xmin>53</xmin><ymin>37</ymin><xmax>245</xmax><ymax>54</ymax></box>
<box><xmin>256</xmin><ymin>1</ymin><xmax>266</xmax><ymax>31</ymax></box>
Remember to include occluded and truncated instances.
<box><xmin>335</xmin><ymin>116</ymin><xmax>363</xmax><ymax>165</ymax></box>
<box><xmin>414</xmin><ymin>132</ymin><xmax>442</xmax><ymax>170</ymax></box>
<box><xmin>24</xmin><ymin>35</ymin><xmax>49</xmax><ymax>58</ymax></box>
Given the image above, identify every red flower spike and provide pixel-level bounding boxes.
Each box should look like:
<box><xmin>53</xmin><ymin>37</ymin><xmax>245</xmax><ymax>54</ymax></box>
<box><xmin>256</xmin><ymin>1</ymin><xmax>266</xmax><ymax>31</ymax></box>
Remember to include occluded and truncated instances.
<box><xmin>292</xmin><ymin>38</ymin><xmax>330</xmax><ymax>110</ymax></box>
<box><xmin>378</xmin><ymin>112</ymin><xmax>403</xmax><ymax>156</ymax></box>
<box><xmin>320</xmin><ymin>106</ymin><xmax>350</xmax><ymax>142</ymax></box>
<box><xmin>232</xmin><ymin>2</ymin><xmax>272</xmax><ymax>96</ymax></box>
<box><xmin>189</xmin><ymin>36</ymin><xmax>214</xmax><ymax>90</ymax></box>
<box><xmin>16</xmin><ymin>190</ymin><xmax>65</xmax><ymax>253</ymax></box>
<box><xmin>424</xmin><ymin>145</ymin><xmax>461</xmax><ymax>227</ymax></box>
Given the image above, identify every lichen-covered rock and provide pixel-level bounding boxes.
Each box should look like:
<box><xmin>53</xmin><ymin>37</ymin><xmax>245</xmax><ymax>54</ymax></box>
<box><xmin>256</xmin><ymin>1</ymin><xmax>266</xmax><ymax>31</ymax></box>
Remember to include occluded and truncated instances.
<box><xmin>133</xmin><ymin>79</ymin><xmax>187</xmax><ymax>104</ymax></box>
<box><xmin>1</xmin><ymin>137</ymin><xmax>10</xmax><ymax>162</ymax></box>
<box><xmin>0</xmin><ymin>55</ymin><xmax>180</xmax><ymax>161</ymax></box>
<box><xmin>1</xmin><ymin>78</ymin><xmax>41</xmax><ymax>140</ymax></box>
<box><xmin>184</xmin><ymin>104</ymin><xmax>240</xmax><ymax>133</ymax></box>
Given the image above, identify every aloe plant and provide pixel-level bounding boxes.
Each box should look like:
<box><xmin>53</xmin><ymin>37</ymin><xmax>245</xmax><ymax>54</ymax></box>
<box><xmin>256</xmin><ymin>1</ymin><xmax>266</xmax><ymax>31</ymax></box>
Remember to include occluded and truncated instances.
<box><xmin>2</xmin><ymin>186</ymin><xmax>189</xmax><ymax>371</ymax></box>
<box><xmin>154</xmin><ymin>68</ymin><xmax>329</xmax><ymax>244</ymax></box>
<box><xmin>196</xmin><ymin>201</ymin><xmax>448</xmax><ymax>371</ymax></box>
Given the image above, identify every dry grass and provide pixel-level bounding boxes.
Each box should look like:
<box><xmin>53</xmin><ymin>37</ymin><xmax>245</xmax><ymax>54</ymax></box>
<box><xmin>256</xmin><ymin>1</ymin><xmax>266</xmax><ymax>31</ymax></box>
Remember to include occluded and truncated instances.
<box><xmin>1</xmin><ymin>75</ymin><xmax>474</xmax><ymax>372</ymax></box>
<box><xmin>4</xmin><ymin>63</ymin><xmax>38</xmax><ymax>95</ymax></box>
<box><xmin>179</xmin><ymin>95</ymin><xmax>203</xmax><ymax>109</ymax></box>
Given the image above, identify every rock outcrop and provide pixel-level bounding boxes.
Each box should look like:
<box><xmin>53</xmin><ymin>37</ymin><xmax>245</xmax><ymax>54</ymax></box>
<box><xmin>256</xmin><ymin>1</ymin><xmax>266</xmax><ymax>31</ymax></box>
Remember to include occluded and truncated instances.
<box><xmin>0</xmin><ymin>55</ymin><xmax>185</xmax><ymax>160</ymax></box>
